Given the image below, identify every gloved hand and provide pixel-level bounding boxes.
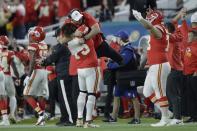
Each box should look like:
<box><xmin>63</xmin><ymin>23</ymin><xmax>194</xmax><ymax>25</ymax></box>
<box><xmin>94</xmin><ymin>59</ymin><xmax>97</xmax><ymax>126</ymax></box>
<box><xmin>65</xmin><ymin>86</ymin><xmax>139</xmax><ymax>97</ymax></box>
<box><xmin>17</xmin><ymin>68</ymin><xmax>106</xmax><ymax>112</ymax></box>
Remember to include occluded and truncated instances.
<box><xmin>24</xmin><ymin>76</ymin><xmax>30</xmax><ymax>87</ymax></box>
<box><xmin>132</xmin><ymin>10</ymin><xmax>143</xmax><ymax>21</ymax></box>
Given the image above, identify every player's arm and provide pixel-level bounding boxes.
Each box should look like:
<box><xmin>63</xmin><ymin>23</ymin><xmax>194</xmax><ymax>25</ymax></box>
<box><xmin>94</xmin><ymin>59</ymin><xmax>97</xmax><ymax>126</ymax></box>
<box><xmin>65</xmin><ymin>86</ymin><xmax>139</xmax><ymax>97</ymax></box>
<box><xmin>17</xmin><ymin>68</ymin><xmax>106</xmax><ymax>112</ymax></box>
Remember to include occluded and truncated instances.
<box><xmin>84</xmin><ymin>23</ymin><xmax>101</xmax><ymax>40</ymax></box>
<box><xmin>10</xmin><ymin>57</ymin><xmax>19</xmax><ymax>78</ymax></box>
<box><xmin>42</xmin><ymin>46</ymin><xmax>60</xmax><ymax>66</ymax></box>
<box><xmin>28</xmin><ymin>50</ymin><xmax>36</xmax><ymax>77</ymax></box>
<box><xmin>132</xmin><ymin>10</ymin><xmax>162</xmax><ymax>39</ymax></box>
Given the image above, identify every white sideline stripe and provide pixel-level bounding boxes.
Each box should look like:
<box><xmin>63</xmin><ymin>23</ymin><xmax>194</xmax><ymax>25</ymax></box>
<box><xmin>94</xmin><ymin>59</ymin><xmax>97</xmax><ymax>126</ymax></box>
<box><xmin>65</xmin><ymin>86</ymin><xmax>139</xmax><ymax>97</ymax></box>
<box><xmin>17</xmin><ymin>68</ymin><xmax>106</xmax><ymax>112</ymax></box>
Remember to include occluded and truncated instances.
<box><xmin>0</xmin><ymin>123</ymin><xmax>197</xmax><ymax>128</ymax></box>
<box><xmin>60</xmin><ymin>80</ymin><xmax>73</xmax><ymax>123</ymax></box>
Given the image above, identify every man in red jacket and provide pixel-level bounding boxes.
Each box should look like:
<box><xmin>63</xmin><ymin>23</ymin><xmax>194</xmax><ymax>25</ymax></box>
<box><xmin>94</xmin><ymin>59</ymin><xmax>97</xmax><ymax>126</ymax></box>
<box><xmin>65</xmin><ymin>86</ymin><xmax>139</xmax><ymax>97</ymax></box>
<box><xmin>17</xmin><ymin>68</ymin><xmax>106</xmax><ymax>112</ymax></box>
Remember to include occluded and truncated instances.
<box><xmin>183</xmin><ymin>11</ymin><xmax>197</xmax><ymax>123</ymax></box>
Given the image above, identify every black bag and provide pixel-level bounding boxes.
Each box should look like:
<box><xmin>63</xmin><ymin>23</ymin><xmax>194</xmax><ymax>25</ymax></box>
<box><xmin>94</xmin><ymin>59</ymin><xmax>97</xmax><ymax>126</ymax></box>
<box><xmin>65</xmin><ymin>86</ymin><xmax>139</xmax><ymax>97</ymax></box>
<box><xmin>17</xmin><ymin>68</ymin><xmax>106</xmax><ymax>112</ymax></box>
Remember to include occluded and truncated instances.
<box><xmin>116</xmin><ymin>69</ymin><xmax>147</xmax><ymax>89</ymax></box>
<box><xmin>103</xmin><ymin>69</ymin><xmax>116</xmax><ymax>86</ymax></box>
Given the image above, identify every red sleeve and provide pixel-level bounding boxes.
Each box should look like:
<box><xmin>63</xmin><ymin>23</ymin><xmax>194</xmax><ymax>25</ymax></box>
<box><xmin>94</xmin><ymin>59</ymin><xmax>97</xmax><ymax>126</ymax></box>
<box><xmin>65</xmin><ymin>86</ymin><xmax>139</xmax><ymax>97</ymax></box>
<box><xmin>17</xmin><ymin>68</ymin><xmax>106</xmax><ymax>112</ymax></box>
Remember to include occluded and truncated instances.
<box><xmin>169</xmin><ymin>29</ymin><xmax>183</xmax><ymax>43</ymax></box>
<box><xmin>180</xmin><ymin>20</ymin><xmax>189</xmax><ymax>39</ymax></box>
<box><xmin>15</xmin><ymin>50</ymin><xmax>29</xmax><ymax>63</ymax></box>
<box><xmin>83</xmin><ymin>12</ymin><xmax>98</xmax><ymax>27</ymax></box>
<box><xmin>12</xmin><ymin>10</ymin><xmax>23</xmax><ymax>26</ymax></box>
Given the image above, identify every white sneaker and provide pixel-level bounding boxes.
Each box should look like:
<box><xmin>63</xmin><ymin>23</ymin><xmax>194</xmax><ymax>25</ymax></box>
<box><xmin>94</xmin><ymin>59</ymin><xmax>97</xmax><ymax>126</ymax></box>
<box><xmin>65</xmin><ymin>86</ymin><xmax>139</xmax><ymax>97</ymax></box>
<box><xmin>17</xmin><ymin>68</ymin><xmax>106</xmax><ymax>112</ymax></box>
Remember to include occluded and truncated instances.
<box><xmin>76</xmin><ymin>119</ymin><xmax>83</xmax><ymax>127</ymax></box>
<box><xmin>39</xmin><ymin>121</ymin><xmax>46</xmax><ymax>126</ymax></box>
<box><xmin>83</xmin><ymin>122</ymin><xmax>99</xmax><ymax>128</ymax></box>
<box><xmin>9</xmin><ymin>115</ymin><xmax>17</xmax><ymax>124</ymax></box>
<box><xmin>167</xmin><ymin>119</ymin><xmax>183</xmax><ymax>126</ymax></box>
<box><xmin>0</xmin><ymin>120</ymin><xmax>10</xmax><ymax>126</ymax></box>
<box><xmin>36</xmin><ymin>113</ymin><xmax>48</xmax><ymax>126</ymax></box>
<box><xmin>151</xmin><ymin>118</ymin><xmax>169</xmax><ymax>127</ymax></box>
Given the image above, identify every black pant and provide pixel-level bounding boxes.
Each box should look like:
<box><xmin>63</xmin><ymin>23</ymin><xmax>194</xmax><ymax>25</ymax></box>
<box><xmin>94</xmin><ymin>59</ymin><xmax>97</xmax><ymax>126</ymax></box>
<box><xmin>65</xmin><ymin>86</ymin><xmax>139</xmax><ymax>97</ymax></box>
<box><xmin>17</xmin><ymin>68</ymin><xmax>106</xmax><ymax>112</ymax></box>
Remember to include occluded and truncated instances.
<box><xmin>104</xmin><ymin>84</ymin><xmax>114</xmax><ymax>118</ymax></box>
<box><xmin>71</xmin><ymin>75</ymin><xmax>79</xmax><ymax>122</ymax></box>
<box><xmin>96</xmin><ymin>41</ymin><xmax>123</xmax><ymax>65</ymax></box>
<box><xmin>166</xmin><ymin>69</ymin><xmax>183</xmax><ymax>119</ymax></box>
<box><xmin>48</xmin><ymin>78</ymin><xmax>58</xmax><ymax>117</ymax></box>
<box><xmin>57</xmin><ymin>77</ymin><xmax>75</xmax><ymax>123</ymax></box>
<box><xmin>187</xmin><ymin>75</ymin><xmax>197</xmax><ymax>119</ymax></box>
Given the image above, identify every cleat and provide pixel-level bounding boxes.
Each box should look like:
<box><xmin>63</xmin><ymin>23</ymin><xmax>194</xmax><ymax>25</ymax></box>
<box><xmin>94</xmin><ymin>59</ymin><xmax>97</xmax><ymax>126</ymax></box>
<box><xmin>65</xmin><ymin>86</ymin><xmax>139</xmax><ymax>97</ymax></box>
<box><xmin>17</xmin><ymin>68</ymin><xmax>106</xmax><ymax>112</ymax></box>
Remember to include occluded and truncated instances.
<box><xmin>128</xmin><ymin>119</ymin><xmax>141</xmax><ymax>124</ymax></box>
<box><xmin>83</xmin><ymin>121</ymin><xmax>99</xmax><ymax>128</ymax></box>
<box><xmin>167</xmin><ymin>119</ymin><xmax>183</xmax><ymax>126</ymax></box>
<box><xmin>151</xmin><ymin>118</ymin><xmax>169</xmax><ymax>127</ymax></box>
<box><xmin>0</xmin><ymin>120</ymin><xmax>10</xmax><ymax>126</ymax></box>
<box><xmin>76</xmin><ymin>119</ymin><xmax>83</xmax><ymax>127</ymax></box>
<box><xmin>36</xmin><ymin>113</ymin><xmax>48</xmax><ymax>126</ymax></box>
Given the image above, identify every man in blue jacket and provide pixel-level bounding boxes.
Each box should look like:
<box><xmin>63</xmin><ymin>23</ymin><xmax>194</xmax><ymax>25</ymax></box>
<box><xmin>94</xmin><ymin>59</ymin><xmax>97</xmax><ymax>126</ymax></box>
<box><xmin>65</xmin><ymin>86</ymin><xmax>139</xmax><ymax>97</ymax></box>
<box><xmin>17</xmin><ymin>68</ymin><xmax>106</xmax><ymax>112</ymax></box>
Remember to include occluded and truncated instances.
<box><xmin>107</xmin><ymin>30</ymin><xmax>141</xmax><ymax>124</ymax></box>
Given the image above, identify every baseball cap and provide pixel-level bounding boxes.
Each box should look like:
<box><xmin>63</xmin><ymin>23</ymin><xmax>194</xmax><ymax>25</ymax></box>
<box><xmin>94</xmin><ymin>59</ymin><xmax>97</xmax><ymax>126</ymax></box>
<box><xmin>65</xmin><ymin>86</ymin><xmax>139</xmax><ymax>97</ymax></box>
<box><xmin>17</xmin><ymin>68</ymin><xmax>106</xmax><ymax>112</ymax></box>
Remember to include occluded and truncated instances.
<box><xmin>70</xmin><ymin>10</ymin><xmax>83</xmax><ymax>21</ymax></box>
<box><xmin>114</xmin><ymin>30</ymin><xmax>129</xmax><ymax>40</ymax></box>
<box><xmin>191</xmin><ymin>11</ymin><xmax>197</xmax><ymax>23</ymax></box>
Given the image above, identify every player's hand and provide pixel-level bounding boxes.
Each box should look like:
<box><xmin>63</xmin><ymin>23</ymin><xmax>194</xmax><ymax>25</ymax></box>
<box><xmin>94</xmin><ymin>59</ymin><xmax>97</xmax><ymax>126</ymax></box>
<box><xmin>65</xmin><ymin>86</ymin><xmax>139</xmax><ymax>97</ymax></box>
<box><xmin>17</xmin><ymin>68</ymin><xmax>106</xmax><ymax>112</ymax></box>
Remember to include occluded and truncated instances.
<box><xmin>15</xmin><ymin>79</ymin><xmax>21</xmax><ymax>86</ymax></box>
<box><xmin>74</xmin><ymin>30</ymin><xmax>83</xmax><ymax>37</ymax></box>
<box><xmin>132</xmin><ymin>10</ymin><xmax>143</xmax><ymax>21</ymax></box>
<box><xmin>24</xmin><ymin>76</ymin><xmax>30</xmax><ymax>87</ymax></box>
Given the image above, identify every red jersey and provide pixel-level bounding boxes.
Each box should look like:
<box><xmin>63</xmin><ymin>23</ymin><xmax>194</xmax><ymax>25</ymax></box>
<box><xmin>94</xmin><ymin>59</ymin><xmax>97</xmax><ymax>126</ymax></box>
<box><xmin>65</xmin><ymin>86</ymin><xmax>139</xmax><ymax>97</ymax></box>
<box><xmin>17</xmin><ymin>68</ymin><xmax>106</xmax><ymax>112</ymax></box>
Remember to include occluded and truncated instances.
<box><xmin>15</xmin><ymin>49</ymin><xmax>29</xmax><ymax>64</ymax></box>
<box><xmin>25</xmin><ymin>0</ymin><xmax>38</xmax><ymax>23</ymax></box>
<box><xmin>12</xmin><ymin>4</ymin><xmax>25</xmax><ymax>26</ymax></box>
<box><xmin>183</xmin><ymin>41</ymin><xmax>197</xmax><ymax>75</ymax></box>
<box><xmin>46</xmin><ymin>66</ymin><xmax>57</xmax><ymax>81</ymax></box>
<box><xmin>0</xmin><ymin>49</ymin><xmax>15</xmax><ymax>75</ymax></box>
<box><xmin>75</xmin><ymin>39</ymin><xmax>98</xmax><ymax>68</ymax></box>
<box><xmin>147</xmin><ymin>24</ymin><xmax>168</xmax><ymax>65</ymax></box>
<box><xmin>167</xmin><ymin>28</ymin><xmax>183</xmax><ymax>71</ymax></box>
<box><xmin>28</xmin><ymin>42</ymin><xmax>48</xmax><ymax>69</ymax></box>
<box><xmin>81</xmin><ymin>12</ymin><xmax>103</xmax><ymax>49</ymax></box>
<box><xmin>37</xmin><ymin>2</ymin><xmax>54</xmax><ymax>27</ymax></box>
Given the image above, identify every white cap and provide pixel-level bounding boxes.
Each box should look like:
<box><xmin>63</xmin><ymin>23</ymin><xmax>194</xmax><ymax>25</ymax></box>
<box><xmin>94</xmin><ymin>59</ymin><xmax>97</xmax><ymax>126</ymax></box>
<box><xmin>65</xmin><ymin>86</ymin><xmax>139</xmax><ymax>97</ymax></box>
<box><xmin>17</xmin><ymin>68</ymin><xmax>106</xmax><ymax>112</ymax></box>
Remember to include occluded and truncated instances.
<box><xmin>191</xmin><ymin>12</ymin><xmax>197</xmax><ymax>23</ymax></box>
<box><xmin>70</xmin><ymin>10</ymin><xmax>83</xmax><ymax>21</ymax></box>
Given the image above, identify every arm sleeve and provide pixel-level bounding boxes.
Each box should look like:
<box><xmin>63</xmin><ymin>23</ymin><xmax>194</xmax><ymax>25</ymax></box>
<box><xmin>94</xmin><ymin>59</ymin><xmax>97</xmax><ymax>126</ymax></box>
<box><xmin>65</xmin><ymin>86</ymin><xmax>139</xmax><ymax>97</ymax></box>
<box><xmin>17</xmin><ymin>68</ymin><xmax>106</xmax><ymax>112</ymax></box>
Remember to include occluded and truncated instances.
<box><xmin>43</xmin><ymin>46</ymin><xmax>60</xmax><ymax>65</ymax></box>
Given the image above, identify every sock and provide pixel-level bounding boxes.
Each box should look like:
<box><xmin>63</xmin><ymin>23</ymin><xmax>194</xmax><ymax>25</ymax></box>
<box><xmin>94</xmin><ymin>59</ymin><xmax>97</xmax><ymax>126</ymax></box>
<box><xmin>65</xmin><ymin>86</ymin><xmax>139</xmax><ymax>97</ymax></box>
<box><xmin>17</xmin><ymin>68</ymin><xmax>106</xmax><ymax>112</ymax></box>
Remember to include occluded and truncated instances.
<box><xmin>158</xmin><ymin>97</ymin><xmax>169</xmax><ymax>119</ymax></box>
<box><xmin>121</xmin><ymin>97</ymin><xmax>129</xmax><ymax>113</ymax></box>
<box><xmin>77</xmin><ymin>92</ymin><xmax>87</xmax><ymax>119</ymax></box>
<box><xmin>86</xmin><ymin>95</ymin><xmax>96</xmax><ymax>121</ymax></box>
<box><xmin>26</xmin><ymin>97</ymin><xmax>43</xmax><ymax>115</ymax></box>
<box><xmin>9</xmin><ymin>96</ymin><xmax>17</xmax><ymax>117</ymax></box>
<box><xmin>0</xmin><ymin>99</ymin><xmax>8</xmax><ymax>115</ymax></box>
<box><xmin>38</xmin><ymin>98</ymin><xmax>46</xmax><ymax>111</ymax></box>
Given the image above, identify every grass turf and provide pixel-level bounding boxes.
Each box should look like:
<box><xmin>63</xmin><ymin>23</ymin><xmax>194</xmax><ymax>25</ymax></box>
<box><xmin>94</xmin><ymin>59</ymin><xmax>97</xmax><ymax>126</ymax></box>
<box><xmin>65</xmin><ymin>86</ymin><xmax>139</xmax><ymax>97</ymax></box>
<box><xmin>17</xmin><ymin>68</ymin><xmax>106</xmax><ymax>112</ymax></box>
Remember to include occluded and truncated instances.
<box><xmin>0</xmin><ymin>117</ymin><xmax>197</xmax><ymax>131</ymax></box>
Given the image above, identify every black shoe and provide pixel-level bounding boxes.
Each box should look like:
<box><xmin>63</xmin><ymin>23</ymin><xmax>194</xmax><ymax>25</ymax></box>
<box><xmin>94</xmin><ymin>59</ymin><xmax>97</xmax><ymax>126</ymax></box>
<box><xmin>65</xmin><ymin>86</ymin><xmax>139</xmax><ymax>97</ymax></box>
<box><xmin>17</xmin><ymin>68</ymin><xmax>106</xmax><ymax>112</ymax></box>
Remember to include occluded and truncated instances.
<box><xmin>56</xmin><ymin>121</ymin><xmax>67</xmax><ymax>126</ymax></box>
<box><xmin>184</xmin><ymin>117</ymin><xmax>197</xmax><ymax>123</ymax></box>
<box><xmin>102</xmin><ymin>116</ymin><xmax>117</xmax><ymax>123</ymax></box>
<box><xmin>64</xmin><ymin>121</ymin><xmax>75</xmax><ymax>126</ymax></box>
<box><xmin>128</xmin><ymin>119</ymin><xmax>141</xmax><ymax>124</ymax></box>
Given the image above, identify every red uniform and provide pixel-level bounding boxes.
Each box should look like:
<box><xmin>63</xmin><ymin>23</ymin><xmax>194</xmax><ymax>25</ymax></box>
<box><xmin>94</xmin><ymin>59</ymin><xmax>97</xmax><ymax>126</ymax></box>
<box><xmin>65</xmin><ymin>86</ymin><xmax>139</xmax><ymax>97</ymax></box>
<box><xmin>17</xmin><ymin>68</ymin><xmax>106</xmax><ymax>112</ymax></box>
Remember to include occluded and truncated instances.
<box><xmin>183</xmin><ymin>41</ymin><xmax>197</xmax><ymax>75</ymax></box>
<box><xmin>27</xmin><ymin>42</ymin><xmax>48</xmax><ymax>69</ymax></box>
<box><xmin>81</xmin><ymin>12</ymin><xmax>103</xmax><ymax>49</ymax></box>
<box><xmin>0</xmin><ymin>50</ymin><xmax>15</xmax><ymax>75</ymax></box>
<box><xmin>75</xmin><ymin>39</ymin><xmax>98</xmax><ymax>68</ymax></box>
<box><xmin>147</xmin><ymin>24</ymin><xmax>168</xmax><ymax>65</ymax></box>
<box><xmin>46</xmin><ymin>66</ymin><xmax>57</xmax><ymax>81</ymax></box>
<box><xmin>25</xmin><ymin>0</ymin><xmax>38</xmax><ymax>23</ymax></box>
<box><xmin>167</xmin><ymin>28</ymin><xmax>183</xmax><ymax>71</ymax></box>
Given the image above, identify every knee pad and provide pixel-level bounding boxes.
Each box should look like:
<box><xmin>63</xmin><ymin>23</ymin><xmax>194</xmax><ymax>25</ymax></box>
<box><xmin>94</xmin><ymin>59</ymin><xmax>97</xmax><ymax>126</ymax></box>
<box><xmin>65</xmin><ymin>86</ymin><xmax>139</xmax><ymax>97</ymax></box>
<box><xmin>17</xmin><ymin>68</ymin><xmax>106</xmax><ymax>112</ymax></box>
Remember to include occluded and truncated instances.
<box><xmin>87</xmin><ymin>93</ymin><xmax>96</xmax><ymax>104</ymax></box>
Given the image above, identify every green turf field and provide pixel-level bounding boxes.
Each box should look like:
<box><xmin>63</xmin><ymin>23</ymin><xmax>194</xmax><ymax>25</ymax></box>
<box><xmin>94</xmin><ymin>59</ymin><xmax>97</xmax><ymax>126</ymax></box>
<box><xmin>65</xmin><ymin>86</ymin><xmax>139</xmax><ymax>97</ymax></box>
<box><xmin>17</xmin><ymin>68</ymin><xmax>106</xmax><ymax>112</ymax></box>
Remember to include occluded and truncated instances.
<box><xmin>0</xmin><ymin>118</ymin><xmax>197</xmax><ymax>131</ymax></box>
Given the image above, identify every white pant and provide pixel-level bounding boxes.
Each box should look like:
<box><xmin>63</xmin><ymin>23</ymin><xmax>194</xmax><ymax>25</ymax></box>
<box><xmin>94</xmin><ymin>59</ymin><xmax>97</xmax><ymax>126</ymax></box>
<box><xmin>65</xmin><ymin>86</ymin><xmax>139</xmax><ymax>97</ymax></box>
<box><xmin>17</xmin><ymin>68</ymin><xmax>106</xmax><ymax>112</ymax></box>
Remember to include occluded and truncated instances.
<box><xmin>0</xmin><ymin>71</ymin><xmax>6</xmax><ymax>95</ymax></box>
<box><xmin>5</xmin><ymin>74</ymin><xmax>15</xmax><ymax>97</ymax></box>
<box><xmin>143</xmin><ymin>62</ymin><xmax>171</xmax><ymax>99</ymax></box>
<box><xmin>77</xmin><ymin>67</ymin><xmax>100</xmax><ymax>93</ymax></box>
<box><xmin>23</xmin><ymin>69</ymin><xmax>49</xmax><ymax>98</ymax></box>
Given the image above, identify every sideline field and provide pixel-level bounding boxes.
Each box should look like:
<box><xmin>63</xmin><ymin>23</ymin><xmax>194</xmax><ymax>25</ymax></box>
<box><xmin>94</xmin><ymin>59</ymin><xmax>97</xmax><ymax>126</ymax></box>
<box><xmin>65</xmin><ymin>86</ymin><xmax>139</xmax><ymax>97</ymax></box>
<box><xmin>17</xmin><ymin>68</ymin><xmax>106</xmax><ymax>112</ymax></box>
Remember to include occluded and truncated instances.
<box><xmin>0</xmin><ymin>118</ymin><xmax>197</xmax><ymax>131</ymax></box>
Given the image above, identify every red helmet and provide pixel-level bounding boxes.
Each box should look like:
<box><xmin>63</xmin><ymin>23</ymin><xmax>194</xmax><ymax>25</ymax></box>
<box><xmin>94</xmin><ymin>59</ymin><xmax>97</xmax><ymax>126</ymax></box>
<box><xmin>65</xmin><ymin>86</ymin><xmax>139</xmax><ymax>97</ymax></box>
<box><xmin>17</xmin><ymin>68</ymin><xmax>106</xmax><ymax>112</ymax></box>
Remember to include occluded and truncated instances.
<box><xmin>0</xmin><ymin>35</ymin><xmax>9</xmax><ymax>48</ymax></box>
<box><xmin>146</xmin><ymin>10</ymin><xmax>164</xmax><ymax>25</ymax></box>
<box><xmin>28</xmin><ymin>26</ymin><xmax>45</xmax><ymax>42</ymax></box>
